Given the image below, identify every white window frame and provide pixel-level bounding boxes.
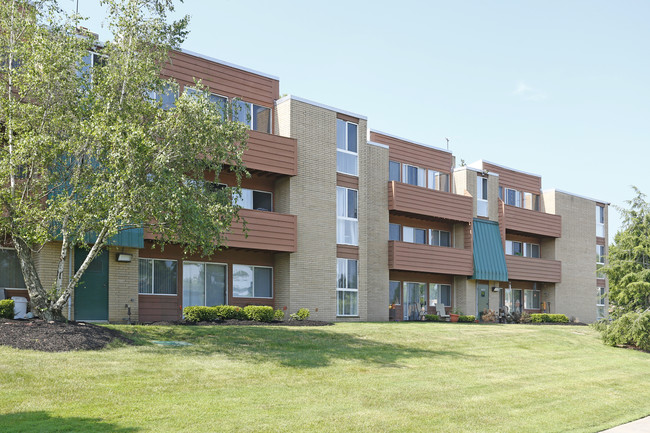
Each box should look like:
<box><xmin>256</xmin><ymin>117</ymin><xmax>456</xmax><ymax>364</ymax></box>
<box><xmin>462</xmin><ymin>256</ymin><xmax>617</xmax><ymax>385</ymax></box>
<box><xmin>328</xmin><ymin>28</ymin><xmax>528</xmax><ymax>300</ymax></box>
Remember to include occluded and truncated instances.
<box><xmin>524</xmin><ymin>289</ymin><xmax>540</xmax><ymax>310</ymax></box>
<box><xmin>232</xmin><ymin>264</ymin><xmax>273</xmax><ymax>299</ymax></box>
<box><xmin>477</xmin><ymin>176</ymin><xmax>488</xmax><ymax>217</ymax></box>
<box><xmin>138</xmin><ymin>258</ymin><xmax>178</xmax><ymax>296</ymax></box>
<box><xmin>389</xmin><ymin>280</ymin><xmax>401</xmax><ymax>306</ymax></box>
<box><xmin>182</xmin><ymin>261</ymin><xmax>228</xmax><ymax>307</ymax></box>
<box><xmin>337</xmin><ymin>186</ymin><xmax>358</xmax><ymax>246</ymax></box>
<box><xmin>429</xmin><ymin>283</ymin><xmax>452</xmax><ymax>307</ymax></box>
<box><xmin>403</xmin><ymin>226</ymin><xmax>426</xmax><ymax>244</ymax></box>
<box><xmin>597</xmin><ymin>287</ymin><xmax>606</xmax><ymax>319</ymax></box>
<box><xmin>336</xmin><ymin>119</ymin><xmax>358</xmax><ymax>176</ymax></box>
<box><xmin>389</xmin><ymin>160</ymin><xmax>401</xmax><ymax>182</ymax></box>
<box><xmin>402</xmin><ymin>164</ymin><xmax>426</xmax><ymax>187</ymax></box>
<box><xmin>429</xmin><ymin>229</ymin><xmax>451</xmax><ymax>247</ymax></box>
<box><xmin>597</xmin><ymin>245</ymin><xmax>606</xmax><ymax>278</ymax></box>
<box><xmin>233</xmin><ymin>99</ymin><xmax>273</xmax><ymax>134</ymax></box>
<box><xmin>596</xmin><ymin>206</ymin><xmax>605</xmax><ymax>237</ymax></box>
<box><xmin>233</xmin><ymin>188</ymin><xmax>273</xmax><ymax>212</ymax></box>
<box><xmin>337</xmin><ymin>258</ymin><xmax>358</xmax><ymax>317</ymax></box>
<box><xmin>505</xmin><ymin>188</ymin><xmax>522</xmax><ymax>208</ymax></box>
<box><xmin>184</xmin><ymin>87</ymin><xmax>228</xmax><ymax>111</ymax></box>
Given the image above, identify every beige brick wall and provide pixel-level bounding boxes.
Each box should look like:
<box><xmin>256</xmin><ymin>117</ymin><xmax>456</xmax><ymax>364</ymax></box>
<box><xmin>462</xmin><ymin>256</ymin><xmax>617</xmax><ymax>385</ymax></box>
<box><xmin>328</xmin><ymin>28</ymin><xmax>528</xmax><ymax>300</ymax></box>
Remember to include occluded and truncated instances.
<box><xmin>545</xmin><ymin>190</ymin><xmax>600</xmax><ymax>322</ymax></box>
<box><xmin>453</xmin><ymin>167</ymin><xmax>498</xmax><ymax>222</ymax></box>
<box><xmin>361</xmin><ymin>141</ymin><xmax>389</xmax><ymax>321</ymax></box>
<box><xmin>107</xmin><ymin>246</ymin><xmax>139</xmax><ymax>323</ymax></box>
<box><xmin>34</xmin><ymin>242</ymin><xmax>74</xmax><ymax>319</ymax></box>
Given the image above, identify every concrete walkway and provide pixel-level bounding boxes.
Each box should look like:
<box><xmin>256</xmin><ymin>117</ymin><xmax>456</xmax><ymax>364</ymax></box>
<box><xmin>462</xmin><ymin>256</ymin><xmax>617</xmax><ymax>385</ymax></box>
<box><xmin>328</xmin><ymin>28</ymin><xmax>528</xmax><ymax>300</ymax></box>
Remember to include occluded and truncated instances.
<box><xmin>601</xmin><ymin>415</ymin><xmax>650</xmax><ymax>432</ymax></box>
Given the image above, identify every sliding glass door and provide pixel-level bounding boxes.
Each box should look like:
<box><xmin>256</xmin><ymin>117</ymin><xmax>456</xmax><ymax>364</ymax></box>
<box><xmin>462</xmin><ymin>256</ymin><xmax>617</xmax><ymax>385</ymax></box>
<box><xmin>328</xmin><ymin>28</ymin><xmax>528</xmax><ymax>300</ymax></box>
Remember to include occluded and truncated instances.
<box><xmin>403</xmin><ymin>282</ymin><xmax>427</xmax><ymax>321</ymax></box>
<box><xmin>183</xmin><ymin>262</ymin><xmax>227</xmax><ymax>308</ymax></box>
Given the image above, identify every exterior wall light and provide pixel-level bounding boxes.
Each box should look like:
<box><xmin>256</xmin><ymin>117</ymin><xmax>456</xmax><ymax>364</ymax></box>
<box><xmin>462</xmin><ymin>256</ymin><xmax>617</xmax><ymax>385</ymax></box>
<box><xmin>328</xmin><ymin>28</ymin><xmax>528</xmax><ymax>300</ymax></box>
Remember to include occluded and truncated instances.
<box><xmin>116</xmin><ymin>253</ymin><xmax>133</xmax><ymax>263</ymax></box>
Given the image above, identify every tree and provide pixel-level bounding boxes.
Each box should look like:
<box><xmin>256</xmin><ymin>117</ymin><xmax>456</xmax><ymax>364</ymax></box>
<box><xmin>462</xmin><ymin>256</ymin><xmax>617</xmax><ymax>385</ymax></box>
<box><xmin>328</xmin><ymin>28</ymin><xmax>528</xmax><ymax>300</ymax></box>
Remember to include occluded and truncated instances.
<box><xmin>0</xmin><ymin>0</ymin><xmax>249</xmax><ymax>321</ymax></box>
<box><xmin>596</xmin><ymin>187</ymin><xmax>650</xmax><ymax>350</ymax></box>
<box><xmin>604</xmin><ymin>187</ymin><xmax>650</xmax><ymax>313</ymax></box>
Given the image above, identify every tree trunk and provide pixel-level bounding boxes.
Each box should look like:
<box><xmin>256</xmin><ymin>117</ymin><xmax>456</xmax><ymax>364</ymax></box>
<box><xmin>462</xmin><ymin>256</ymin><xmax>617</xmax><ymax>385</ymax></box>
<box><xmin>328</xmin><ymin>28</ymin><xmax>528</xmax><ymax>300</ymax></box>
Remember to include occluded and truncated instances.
<box><xmin>11</xmin><ymin>236</ymin><xmax>52</xmax><ymax>317</ymax></box>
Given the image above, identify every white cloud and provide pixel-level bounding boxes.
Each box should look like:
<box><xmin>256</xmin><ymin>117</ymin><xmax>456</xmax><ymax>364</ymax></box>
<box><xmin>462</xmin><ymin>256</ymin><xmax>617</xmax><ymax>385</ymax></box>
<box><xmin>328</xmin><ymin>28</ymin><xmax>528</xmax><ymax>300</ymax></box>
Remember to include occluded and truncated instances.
<box><xmin>514</xmin><ymin>81</ymin><xmax>547</xmax><ymax>101</ymax></box>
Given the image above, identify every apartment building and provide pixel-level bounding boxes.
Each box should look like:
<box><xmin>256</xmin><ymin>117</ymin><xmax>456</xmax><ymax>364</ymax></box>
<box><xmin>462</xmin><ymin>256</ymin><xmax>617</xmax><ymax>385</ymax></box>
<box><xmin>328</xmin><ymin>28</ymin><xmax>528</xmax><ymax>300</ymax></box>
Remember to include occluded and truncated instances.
<box><xmin>0</xmin><ymin>50</ymin><xmax>609</xmax><ymax>323</ymax></box>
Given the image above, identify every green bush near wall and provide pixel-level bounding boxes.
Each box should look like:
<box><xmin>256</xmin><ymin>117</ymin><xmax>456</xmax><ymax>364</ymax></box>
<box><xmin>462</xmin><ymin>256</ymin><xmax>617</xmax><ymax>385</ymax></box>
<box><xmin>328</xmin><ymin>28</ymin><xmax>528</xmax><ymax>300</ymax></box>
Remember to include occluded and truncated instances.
<box><xmin>530</xmin><ymin>313</ymin><xmax>569</xmax><ymax>323</ymax></box>
<box><xmin>243</xmin><ymin>306</ymin><xmax>275</xmax><ymax>322</ymax></box>
<box><xmin>183</xmin><ymin>305</ymin><xmax>275</xmax><ymax>322</ymax></box>
<box><xmin>0</xmin><ymin>299</ymin><xmax>14</xmax><ymax>319</ymax></box>
<box><xmin>458</xmin><ymin>315</ymin><xmax>476</xmax><ymax>322</ymax></box>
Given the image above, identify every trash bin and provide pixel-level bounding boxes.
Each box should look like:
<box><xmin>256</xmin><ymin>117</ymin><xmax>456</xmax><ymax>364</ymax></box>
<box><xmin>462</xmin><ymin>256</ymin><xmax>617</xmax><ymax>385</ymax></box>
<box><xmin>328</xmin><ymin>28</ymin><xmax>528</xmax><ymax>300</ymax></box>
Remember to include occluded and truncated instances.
<box><xmin>12</xmin><ymin>296</ymin><xmax>28</xmax><ymax>319</ymax></box>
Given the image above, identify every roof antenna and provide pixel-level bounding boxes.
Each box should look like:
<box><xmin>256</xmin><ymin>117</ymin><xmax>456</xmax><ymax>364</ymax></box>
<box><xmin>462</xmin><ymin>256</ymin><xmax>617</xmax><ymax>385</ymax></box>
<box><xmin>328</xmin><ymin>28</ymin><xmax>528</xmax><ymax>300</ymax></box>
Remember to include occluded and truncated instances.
<box><xmin>76</xmin><ymin>0</ymin><xmax>79</xmax><ymax>14</ymax></box>
<box><xmin>445</xmin><ymin>137</ymin><xmax>450</xmax><ymax>150</ymax></box>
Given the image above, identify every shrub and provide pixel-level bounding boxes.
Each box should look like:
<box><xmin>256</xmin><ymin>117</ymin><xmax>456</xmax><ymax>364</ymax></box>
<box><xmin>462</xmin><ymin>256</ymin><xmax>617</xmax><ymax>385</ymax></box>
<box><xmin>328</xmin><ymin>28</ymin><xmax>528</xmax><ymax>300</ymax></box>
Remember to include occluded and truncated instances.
<box><xmin>600</xmin><ymin>310</ymin><xmax>650</xmax><ymax>351</ymax></box>
<box><xmin>0</xmin><ymin>299</ymin><xmax>14</xmax><ymax>319</ymax></box>
<box><xmin>530</xmin><ymin>313</ymin><xmax>569</xmax><ymax>323</ymax></box>
<box><xmin>481</xmin><ymin>309</ymin><xmax>497</xmax><ymax>323</ymax></box>
<box><xmin>243</xmin><ymin>305</ymin><xmax>275</xmax><ymax>322</ymax></box>
<box><xmin>458</xmin><ymin>315</ymin><xmax>475</xmax><ymax>322</ymax></box>
<box><xmin>183</xmin><ymin>306</ymin><xmax>219</xmax><ymax>323</ymax></box>
<box><xmin>424</xmin><ymin>314</ymin><xmax>439</xmax><ymax>322</ymax></box>
<box><xmin>273</xmin><ymin>309</ymin><xmax>285</xmax><ymax>321</ymax></box>
<box><xmin>290</xmin><ymin>308</ymin><xmax>310</xmax><ymax>321</ymax></box>
<box><xmin>211</xmin><ymin>305</ymin><xmax>248</xmax><ymax>320</ymax></box>
<box><xmin>519</xmin><ymin>311</ymin><xmax>531</xmax><ymax>323</ymax></box>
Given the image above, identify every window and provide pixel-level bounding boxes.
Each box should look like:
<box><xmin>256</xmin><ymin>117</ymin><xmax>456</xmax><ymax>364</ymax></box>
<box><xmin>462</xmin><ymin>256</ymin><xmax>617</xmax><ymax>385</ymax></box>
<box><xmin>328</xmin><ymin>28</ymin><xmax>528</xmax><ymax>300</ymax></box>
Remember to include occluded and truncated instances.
<box><xmin>402</xmin><ymin>164</ymin><xmax>426</xmax><ymax>187</ymax></box>
<box><xmin>138</xmin><ymin>258</ymin><xmax>178</xmax><ymax>294</ymax></box>
<box><xmin>233</xmin><ymin>100</ymin><xmax>272</xmax><ymax>133</ymax></box>
<box><xmin>505</xmin><ymin>188</ymin><xmax>522</xmax><ymax>207</ymax></box>
<box><xmin>234</xmin><ymin>188</ymin><xmax>273</xmax><ymax>211</ymax></box>
<box><xmin>429</xmin><ymin>229</ymin><xmax>451</xmax><ymax>247</ymax></box>
<box><xmin>504</xmin><ymin>288</ymin><xmax>523</xmax><ymax>314</ymax></box>
<box><xmin>149</xmin><ymin>83</ymin><xmax>178</xmax><ymax>110</ymax></box>
<box><xmin>597</xmin><ymin>287</ymin><xmax>606</xmax><ymax>319</ymax></box>
<box><xmin>524</xmin><ymin>289</ymin><xmax>540</xmax><ymax>310</ymax></box>
<box><xmin>596</xmin><ymin>206</ymin><xmax>605</xmax><ymax>237</ymax></box>
<box><xmin>389</xmin><ymin>223</ymin><xmax>401</xmax><ymax>241</ymax></box>
<box><xmin>597</xmin><ymin>245</ymin><xmax>606</xmax><ymax>278</ymax></box>
<box><xmin>477</xmin><ymin>176</ymin><xmax>488</xmax><ymax>217</ymax></box>
<box><xmin>232</xmin><ymin>265</ymin><xmax>273</xmax><ymax>298</ymax></box>
<box><xmin>78</xmin><ymin>51</ymin><xmax>107</xmax><ymax>86</ymax></box>
<box><xmin>403</xmin><ymin>226</ymin><xmax>426</xmax><ymax>244</ymax></box>
<box><xmin>185</xmin><ymin>87</ymin><xmax>227</xmax><ymax>116</ymax></box>
<box><xmin>0</xmin><ymin>248</ymin><xmax>26</xmax><ymax>289</ymax></box>
<box><xmin>524</xmin><ymin>243</ymin><xmax>540</xmax><ymax>258</ymax></box>
<box><xmin>524</xmin><ymin>192</ymin><xmax>540</xmax><ymax>211</ymax></box>
<box><xmin>336</xmin><ymin>119</ymin><xmax>358</xmax><ymax>176</ymax></box>
<box><xmin>506</xmin><ymin>241</ymin><xmax>539</xmax><ymax>258</ymax></box>
<box><xmin>389</xmin><ymin>280</ymin><xmax>401</xmax><ymax>306</ymax></box>
<box><xmin>337</xmin><ymin>187</ymin><xmax>358</xmax><ymax>245</ymax></box>
<box><xmin>337</xmin><ymin>258</ymin><xmax>358</xmax><ymax>316</ymax></box>
<box><xmin>429</xmin><ymin>283</ymin><xmax>451</xmax><ymax>307</ymax></box>
<box><xmin>389</xmin><ymin>161</ymin><xmax>400</xmax><ymax>182</ymax></box>
<box><xmin>182</xmin><ymin>262</ymin><xmax>227</xmax><ymax>308</ymax></box>
<box><xmin>427</xmin><ymin>170</ymin><xmax>450</xmax><ymax>192</ymax></box>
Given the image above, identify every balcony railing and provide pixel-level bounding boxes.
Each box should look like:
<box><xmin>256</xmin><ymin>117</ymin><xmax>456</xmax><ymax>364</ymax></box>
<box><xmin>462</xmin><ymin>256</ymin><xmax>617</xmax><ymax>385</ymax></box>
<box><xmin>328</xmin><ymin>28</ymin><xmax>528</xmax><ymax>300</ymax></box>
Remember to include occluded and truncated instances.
<box><xmin>243</xmin><ymin>130</ymin><xmax>297</xmax><ymax>176</ymax></box>
<box><xmin>225</xmin><ymin>209</ymin><xmax>297</xmax><ymax>252</ymax></box>
<box><xmin>388</xmin><ymin>181</ymin><xmax>473</xmax><ymax>222</ymax></box>
<box><xmin>505</xmin><ymin>255</ymin><xmax>561</xmax><ymax>283</ymax></box>
<box><xmin>503</xmin><ymin>204</ymin><xmax>561</xmax><ymax>238</ymax></box>
<box><xmin>388</xmin><ymin>241</ymin><xmax>473</xmax><ymax>276</ymax></box>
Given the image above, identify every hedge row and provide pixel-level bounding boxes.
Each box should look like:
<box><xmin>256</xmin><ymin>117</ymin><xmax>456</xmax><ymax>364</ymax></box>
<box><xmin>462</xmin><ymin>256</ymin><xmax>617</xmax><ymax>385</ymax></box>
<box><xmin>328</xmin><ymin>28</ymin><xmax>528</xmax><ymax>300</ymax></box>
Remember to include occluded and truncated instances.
<box><xmin>458</xmin><ymin>315</ymin><xmax>476</xmax><ymax>322</ymax></box>
<box><xmin>530</xmin><ymin>313</ymin><xmax>569</xmax><ymax>323</ymax></box>
<box><xmin>183</xmin><ymin>305</ymin><xmax>287</xmax><ymax>323</ymax></box>
<box><xmin>0</xmin><ymin>299</ymin><xmax>14</xmax><ymax>319</ymax></box>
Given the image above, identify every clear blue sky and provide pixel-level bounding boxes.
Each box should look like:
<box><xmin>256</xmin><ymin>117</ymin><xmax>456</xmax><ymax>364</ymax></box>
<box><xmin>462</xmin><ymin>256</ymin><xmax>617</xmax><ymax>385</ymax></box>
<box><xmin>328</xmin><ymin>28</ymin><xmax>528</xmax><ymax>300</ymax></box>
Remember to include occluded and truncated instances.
<box><xmin>71</xmin><ymin>0</ymin><xmax>650</xmax><ymax>242</ymax></box>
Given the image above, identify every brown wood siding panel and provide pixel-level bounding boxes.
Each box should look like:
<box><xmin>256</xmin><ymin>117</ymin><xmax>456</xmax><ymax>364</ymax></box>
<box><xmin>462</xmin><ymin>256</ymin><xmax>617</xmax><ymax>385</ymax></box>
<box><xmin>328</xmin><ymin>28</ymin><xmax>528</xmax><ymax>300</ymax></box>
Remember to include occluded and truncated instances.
<box><xmin>388</xmin><ymin>241</ymin><xmax>473</xmax><ymax>276</ymax></box>
<box><xmin>337</xmin><ymin>173</ymin><xmax>359</xmax><ymax>189</ymax></box>
<box><xmin>163</xmin><ymin>51</ymin><xmax>278</xmax><ymax>107</ymax></box>
<box><xmin>389</xmin><ymin>214</ymin><xmax>453</xmax><ymax>232</ymax></box>
<box><xmin>226</xmin><ymin>209</ymin><xmax>297</xmax><ymax>252</ymax></box>
<box><xmin>139</xmin><ymin>295</ymin><xmax>180</xmax><ymax>322</ymax></box>
<box><xmin>481</xmin><ymin>162</ymin><xmax>541</xmax><ymax>193</ymax></box>
<box><xmin>504</xmin><ymin>204</ymin><xmax>562</xmax><ymax>238</ymax></box>
<box><xmin>597</xmin><ymin>278</ymin><xmax>606</xmax><ymax>287</ymax></box>
<box><xmin>505</xmin><ymin>233</ymin><xmax>542</xmax><ymax>244</ymax></box>
<box><xmin>243</xmin><ymin>130</ymin><xmax>297</xmax><ymax>176</ymax></box>
<box><xmin>144</xmin><ymin>210</ymin><xmax>297</xmax><ymax>252</ymax></box>
<box><xmin>337</xmin><ymin>112</ymin><xmax>359</xmax><ymax>123</ymax></box>
<box><xmin>596</xmin><ymin>237</ymin><xmax>606</xmax><ymax>246</ymax></box>
<box><xmin>505</xmin><ymin>255</ymin><xmax>562</xmax><ymax>283</ymax></box>
<box><xmin>388</xmin><ymin>181</ymin><xmax>473</xmax><ymax>223</ymax></box>
<box><xmin>4</xmin><ymin>289</ymin><xmax>29</xmax><ymax>300</ymax></box>
<box><xmin>216</xmin><ymin>171</ymin><xmax>276</xmax><ymax>193</ymax></box>
<box><xmin>371</xmin><ymin>132</ymin><xmax>453</xmax><ymax>173</ymax></box>
<box><xmin>337</xmin><ymin>244</ymin><xmax>360</xmax><ymax>259</ymax></box>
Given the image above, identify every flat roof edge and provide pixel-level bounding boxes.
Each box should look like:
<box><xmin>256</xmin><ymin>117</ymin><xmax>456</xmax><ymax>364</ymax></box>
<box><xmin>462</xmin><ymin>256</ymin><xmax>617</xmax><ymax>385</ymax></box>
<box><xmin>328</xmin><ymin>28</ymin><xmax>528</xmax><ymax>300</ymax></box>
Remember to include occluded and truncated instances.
<box><xmin>369</xmin><ymin>129</ymin><xmax>451</xmax><ymax>154</ymax></box>
<box><xmin>276</xmin><ymin>95</ymin><xmax>367</xmax><ymax>120</ymax></box>
<box><xmin>469</xmin><ymin>159</ymin><xmax>542</xmax><ymax>179</ymax></box>
<box><xmin>178</xmin><ymin>49</ymin><xmax>280</xmax><ymax>81</ymax></box>
<box><xmin>542</xmin><ymin>189</ymin><xmax>610</xmax><ymax>205</ymax></box>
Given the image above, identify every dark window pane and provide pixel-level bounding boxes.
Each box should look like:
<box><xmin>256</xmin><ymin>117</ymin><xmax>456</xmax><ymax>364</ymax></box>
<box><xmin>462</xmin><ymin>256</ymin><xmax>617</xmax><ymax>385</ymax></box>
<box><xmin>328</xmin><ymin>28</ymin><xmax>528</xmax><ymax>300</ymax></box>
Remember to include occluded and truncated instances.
<box><xmin>233</xmin><ymin>100</ymin><xmax>250</xmax><ymax>127</ymax></box>
<box><xmin>205</xmin><ymin>264</ymin><xmax>226</xmax><ymax>306</ymax></box>
<box><xmin>389</xmin><ymin>161</ymin><xmax>400</xmax><ymax>182</ymax></box>
<box><xmin>0</xmin><ymin>249</ymin><xmax>26</xmax><ymax>289</ymax></box>
<box><xmin>389</xmin><ymin>281</ymin><xmax>401</xmax><ymax>305</ymax></box>
<box><xmin>153</xmin><ymin>260</ymin><xmax>177</xmax><ymax>294</ymax></box>
<box><xmin>415</xmin><ymin>229</ymin><xmax>426</xmax><ymax>244</ymax></box>
<box><xmin>389</xmin><ymin>223</ymin><xmax>401</xmax><ymax>241</ymax></box>
<box><xmin>336</xmin><ymin>119</ymin><xmax>346</xmax><ymax>150</ymax></box>
<box><xmin>347</xmin><ymin>123</ymin><xmax>357</xmax><ymax>153</ymax></box>
<box><xmin>482</xmin><ymin>178</ymin><xmax>488</xmax><ymax>200</ymax></box>
<box><xmin>254</xmin><ymin>267</ymin><xmax>273</xmax><ymax>298</ymax></box>
<box><xmin>513</xmin><ymin>242</ymin><xmax>522</xmax><ymax>256</ymax></box>
<box><xmin>347</xmin><ymin>189</ymin><xmax>358</xmax><ymax>218</ymax></box>
<box><xmin>347</xmin><ymin>260</ymin><xmax>358</xmax><ymax>289</ymax></box>
<box><xmin>138</xmin><ymin>259</ymin><xmax>152</xmax><ymax>294</ymax></box>
<box><xmin>441</xmin><ymin>285</ymin><xmax>451</xmax><ymax>306</ymax></box>
<box><xmin>439</xmin><ymin>231</ymin><xmax>451</xmax><ymax>247</ymax></box>
<box><xmin>252</xmin><ymin>191</ymin><xmax>273</xmax><ymax>211</ymax></box>
<box><xmin>252</xmin><ymin>105</ymin><xmax>271</xmax><ymax>133</ymax></box>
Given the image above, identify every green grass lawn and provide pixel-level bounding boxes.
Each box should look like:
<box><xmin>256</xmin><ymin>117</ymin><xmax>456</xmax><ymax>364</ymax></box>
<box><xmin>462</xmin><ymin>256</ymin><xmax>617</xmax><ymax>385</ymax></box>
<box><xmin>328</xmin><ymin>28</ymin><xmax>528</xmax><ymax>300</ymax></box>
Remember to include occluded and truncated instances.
<box><xmin>1</xmin><ymin>322</ymin><xmax>649</xmax><ymax>433</ymax></box>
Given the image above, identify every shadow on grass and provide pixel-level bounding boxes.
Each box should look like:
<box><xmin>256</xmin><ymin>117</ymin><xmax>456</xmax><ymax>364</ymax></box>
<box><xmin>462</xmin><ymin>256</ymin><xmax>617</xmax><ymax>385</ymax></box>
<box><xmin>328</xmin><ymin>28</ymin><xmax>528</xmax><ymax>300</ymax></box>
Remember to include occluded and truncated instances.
<box><xmin>118</xmin><ymin>325</ymin><xmax>469</xmax><ymax>368</ymax></box>
<box><xmin>0</xmin><ymin>411</ymin><xmax>138</xmax><ymax>433</ymax></box>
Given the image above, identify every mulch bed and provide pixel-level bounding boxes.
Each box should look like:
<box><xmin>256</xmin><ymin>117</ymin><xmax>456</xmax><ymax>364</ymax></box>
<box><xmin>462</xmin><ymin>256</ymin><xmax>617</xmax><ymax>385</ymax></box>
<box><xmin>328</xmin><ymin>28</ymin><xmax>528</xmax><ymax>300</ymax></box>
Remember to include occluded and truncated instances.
<box><xmin>147</xmin><ymin>319</ymin><xmax>333</xmax><ymax>327</ymax></box>
<box><xmin>0</xmin><ymin>319</ymin><xmax>133</xmax><ymax>352</ymax></box>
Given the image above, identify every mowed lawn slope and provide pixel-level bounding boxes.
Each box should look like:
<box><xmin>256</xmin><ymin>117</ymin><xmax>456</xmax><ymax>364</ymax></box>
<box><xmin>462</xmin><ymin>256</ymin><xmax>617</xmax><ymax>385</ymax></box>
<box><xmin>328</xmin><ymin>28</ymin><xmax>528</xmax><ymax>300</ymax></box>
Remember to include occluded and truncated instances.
<box><xmin>1</xmin><ymin>323</ymin><xmax>649</xmax><ymax>433</ymax></box>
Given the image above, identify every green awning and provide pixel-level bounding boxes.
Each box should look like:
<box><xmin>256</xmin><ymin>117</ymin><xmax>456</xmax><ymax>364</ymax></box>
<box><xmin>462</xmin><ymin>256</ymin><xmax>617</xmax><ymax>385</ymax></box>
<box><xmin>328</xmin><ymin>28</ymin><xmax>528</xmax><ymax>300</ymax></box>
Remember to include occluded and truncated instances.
<box><xmin>85</xmin><ymin>227</ymin><xmax>144</xmax><ymax>249</ymax></box>
<box><xmin>472</xmin><ymin>218</ymin><xmax>508</xmax><ymax>282</ymax></box>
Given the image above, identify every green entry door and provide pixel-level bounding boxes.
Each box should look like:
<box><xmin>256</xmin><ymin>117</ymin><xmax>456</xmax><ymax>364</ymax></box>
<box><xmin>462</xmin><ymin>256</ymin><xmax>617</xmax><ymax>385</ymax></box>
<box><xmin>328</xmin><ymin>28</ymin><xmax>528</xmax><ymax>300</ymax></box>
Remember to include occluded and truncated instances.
<box><xmin>477</xmin><ymin>282</ymin><xmax>489</xmax><ymax>320</ymax></box>
<box><xmin>74</xmin><ymin>247</ymin><xmax>109</xmax><ymax>321</ymax></box>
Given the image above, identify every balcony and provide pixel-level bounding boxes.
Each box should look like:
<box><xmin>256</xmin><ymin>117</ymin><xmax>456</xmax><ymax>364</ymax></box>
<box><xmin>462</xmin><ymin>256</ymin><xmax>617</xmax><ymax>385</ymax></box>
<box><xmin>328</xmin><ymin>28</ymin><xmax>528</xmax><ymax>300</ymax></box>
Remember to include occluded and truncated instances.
<box><xmin>388</xmin><ymin>181</ymin><xmax>473</xmax><ymax>222</ymax></box>
<box><xmin>505</xmin><ymin>255</ymin><xmax>561</xmax><ymax>283</ymax></box>
<box><xmin>243</xmin><ymin>130</ymin><xmax>297</xmax><ymax>176</ymax></box>
<box><xmin>503</xmin><ymin>204</ymin><xmax>561</xmax><ymax>238</ymax></box>
<box><xmin>388</xmin><ymin>241</ymin><xmax>473</xmax><ymax>276</ymax></box>
<box><xmin>225</xmin><ymin>209</ymin><xmax>297</xmax><ymax>252</ymax></box>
